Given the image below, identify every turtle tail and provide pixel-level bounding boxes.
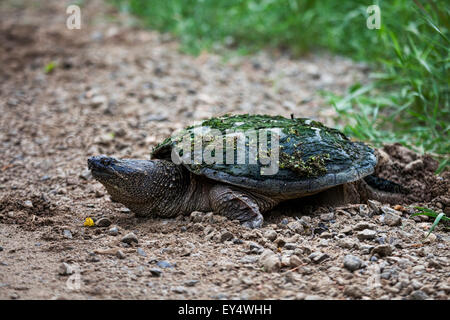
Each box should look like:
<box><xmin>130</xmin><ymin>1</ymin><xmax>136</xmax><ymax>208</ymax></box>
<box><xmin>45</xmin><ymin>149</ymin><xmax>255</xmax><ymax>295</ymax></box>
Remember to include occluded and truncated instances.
<box><xmin>363</xmin><ymin>175</ymin><xmax>409</xmax><ymax>194</ymax></box>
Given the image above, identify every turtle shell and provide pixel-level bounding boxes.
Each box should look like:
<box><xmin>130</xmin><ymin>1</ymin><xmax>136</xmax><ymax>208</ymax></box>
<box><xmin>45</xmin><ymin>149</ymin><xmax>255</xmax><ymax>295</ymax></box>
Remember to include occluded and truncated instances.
<box><xmin>152</xmin><ymin>114</ymin><xmax>376</xmax><ymax>196</ymax></box>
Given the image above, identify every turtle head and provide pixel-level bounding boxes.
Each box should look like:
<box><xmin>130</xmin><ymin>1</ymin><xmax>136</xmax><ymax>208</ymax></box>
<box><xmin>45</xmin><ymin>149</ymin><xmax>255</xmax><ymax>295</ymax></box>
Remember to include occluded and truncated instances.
<box><xmin>88</xmin><ymin>155</ymin><xmax>159</xmax><ymax>206</ymax></box>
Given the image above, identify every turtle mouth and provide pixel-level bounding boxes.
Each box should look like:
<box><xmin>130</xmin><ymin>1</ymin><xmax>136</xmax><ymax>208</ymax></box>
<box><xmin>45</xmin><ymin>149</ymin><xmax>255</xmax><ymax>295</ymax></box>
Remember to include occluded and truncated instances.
<box><xmin>88</xmin><ymin>155</ymin><xmax>117</xmax><ymax>179</ymax></box>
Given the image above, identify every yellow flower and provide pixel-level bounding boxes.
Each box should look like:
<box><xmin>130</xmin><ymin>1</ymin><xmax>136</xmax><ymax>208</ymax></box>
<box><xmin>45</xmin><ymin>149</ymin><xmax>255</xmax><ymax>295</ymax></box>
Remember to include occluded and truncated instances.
<box><xmin>84</xmin><ymin>217</ymin><xmax>95</xmax><ymax>227</ymax></box>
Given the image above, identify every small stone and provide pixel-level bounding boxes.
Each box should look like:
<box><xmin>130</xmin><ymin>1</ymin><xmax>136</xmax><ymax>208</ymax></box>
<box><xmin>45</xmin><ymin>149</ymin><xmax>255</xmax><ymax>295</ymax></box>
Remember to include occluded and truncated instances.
<box><xmin>411</xmin><ymin>280</ymin><xmax>423</xmax><ymax>290</ymax></box>
<box><xmin>58</xmin><ymin>263</ymin><xmax>74</xmax><ymax>276</ymax></box>
<box><xmin>79</xmin><ymin>169</ymin><xmax>92</xmax><ymax>180</ymax></box>
<box><xmin>86</xmin><ymin>253</ymin><xmax>100</xmax><ymax>262</ymax></box>
<box><xmin>184</xmin><ymin>280</ymin><xmax>199</xmax><ymax>287</ymax></box>
<box><xmin>319</xmin><ymin>232</ymin><xmax>333</xmax><ymax>239</ymax></box>
<box><xmin>90</xmin><ymin>95</ymin><xmax>107</xmax><ymax>108</ymax></box>
<box><xmin>287</xmin><ymin>221</ymin><xmax>304</xmax><ymax>234</ymax></box>
<box><xmin>357</xmin><ymin>229</ymin><xmax>377</xmax><ymax>241</ymax></box>
<box><xmin>289</xmin><ymin>255</ymin><xmax>302</xmax><ymax>267</ymax></box>
<box><xmin>248</xmin><ymin>241</ymin><xmax>264</xmax><ymax>254</ymax></box>
<box><xmin>259</xmin><ymin>250</ymin><xmax>280</xmax><ymax>272</ymax></box>
<box><xmin>344</xmin><ymin>285</ymin><xmax>363</xmax><ymax>299</ymax></box>
<box><xmin>116</xmin><ymin>250</ymin><xmax>126</xmax><ymax>259</ymax></box>
<box><xmin>171</xmin><ymin>286</ymin><xmax>187</xmax><ymax>294</ymax></box>
<box><xmin>353</xmin><ymin>222</ymin><xmax>375</xmax><ymax>231</ymax></box>
<box><xmin>108</xmin><ymin>226</ymin><xmax>119</xmax><ymax>236</ymax></box>
<box><xmin>423</xmin><ymin>233</ymin><xmax>437</xmax><ymax>244</ymax></box>
<box><xmin>264</xmin><ymin>229</ymin><xmax>277</xmax><ymax>241</ymax></box>
<box><xmin>320</xmin><ymin>212</ymin><xmax>334</xmax><ymax>221</ymax></box>
<box><xmin>343</xmin><ymin>255</ymin><xmax>363</xmax><ymax>272</ymax></box>
<box><xmin>149</xmin><ymin>268</ymin><xmax>163</xmax><ymax>277</ymax></box>
<box><xmin>23</xmin><ymin>200</ymin><xmax>33</xmax><ymax>208</ymax></box>
<box><xmin>368</xmin><ymin>200</ymin><xmax>382</xmax><ymax>215</ymax></box>
<box><xmin>284</xmin><ymin>242</ymin><xmax>297</xmax><ymax>250</ymax></box>
<box><xmin>63</xmin><ymin>229</ymin><xmax>72</xmax><ymax>239</ymax></box>
<box><xmin>219</xmin><ymin>231</ymin><xmax>233</xmax><ymax>242</ymax></box>
<box><xmin>380</xmin><ymin>206</ymin><xmax>402</xmax><ymax>226</ymax></box>
<box><xmin>280</xmin><ymin>218</ymin><xmax>289</xmax><ymax>225</ymax></box>
<box><xmin>156</xmin><ymin>260</ymin><xmax>174</xmax><ymax>269</ymax></box>
<box><xmin>409</xmin><ymin>290</ymin><xmax>429</xmax><ymax>300</ymax></box>
<box><xmin>137</xmin><ymin>248</ymin><xmax>147</xmax><ymax>257</ymax></box>
<box><xmin>371</xmin><ymin>244</ymin><xmax>393</xmax><ymax>257</ymax></box>
<box><xmin>121</xmin><ymin>232</ymin><xmax>138</xmax><ymax>244</ymax></box>
<box><xmin>299</xmin><ymin>216</ymin><xmax>311</xmax><ymax>226</ymax></box>
<box><xmin>359</xmin><ymin>204</ymin><xmax>371</xmax><ymax>216</ymax></box>
<box><xmin>190</xmin><ymin>211</ymin><xmax>205</xmax><ymax>223</ymax></box>
<box><xmin>96</xmin><ymin>217</ymin><xmax>112</xmax><ymax>227</ymax></box>
<box><xmin>308</xmin><ymin>252</ymin><xmax>329</xmax><ymax>264</ymax></box>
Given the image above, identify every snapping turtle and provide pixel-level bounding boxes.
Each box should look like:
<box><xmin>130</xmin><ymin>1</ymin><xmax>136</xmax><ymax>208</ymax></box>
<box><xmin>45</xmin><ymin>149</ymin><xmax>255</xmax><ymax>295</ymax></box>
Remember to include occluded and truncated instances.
<box><xmin>88</xmin><ymin>114</ymin><xmax>406</xmax><ymax>228</ymax></box>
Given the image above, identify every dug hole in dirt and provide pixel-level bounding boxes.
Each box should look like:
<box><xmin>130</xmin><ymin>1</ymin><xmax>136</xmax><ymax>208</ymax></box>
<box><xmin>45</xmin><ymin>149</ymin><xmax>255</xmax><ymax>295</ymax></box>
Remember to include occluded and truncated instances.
<box><xmin>0</xmin><ymin>0</ymin><xmax>448</xmax><ymax>300</ymax></box>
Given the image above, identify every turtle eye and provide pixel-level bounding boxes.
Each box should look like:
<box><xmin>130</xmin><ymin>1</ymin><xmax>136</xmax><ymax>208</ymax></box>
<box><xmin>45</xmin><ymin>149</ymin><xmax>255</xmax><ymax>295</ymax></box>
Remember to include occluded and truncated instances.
<box><xmin>100</xmin><ymin>158</ymin><xmax>112</xmax><ymax>166</ymax></box>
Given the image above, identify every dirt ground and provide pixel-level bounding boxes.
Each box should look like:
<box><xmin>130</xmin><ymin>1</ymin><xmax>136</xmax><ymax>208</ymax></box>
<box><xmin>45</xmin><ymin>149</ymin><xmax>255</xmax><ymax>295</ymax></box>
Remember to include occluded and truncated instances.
<box><xmin>0</xmin><ymin>0</ymin><xmax>448</xmax><ymax>300</ymax></box>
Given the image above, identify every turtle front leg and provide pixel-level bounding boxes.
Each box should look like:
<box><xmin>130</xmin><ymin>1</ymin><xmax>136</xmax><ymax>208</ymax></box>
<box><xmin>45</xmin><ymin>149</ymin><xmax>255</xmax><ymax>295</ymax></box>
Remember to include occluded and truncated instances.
<box><xmin>208</xmin><ymin>185</ymin><xmax>275</xmax><ymax>228</ymax></box>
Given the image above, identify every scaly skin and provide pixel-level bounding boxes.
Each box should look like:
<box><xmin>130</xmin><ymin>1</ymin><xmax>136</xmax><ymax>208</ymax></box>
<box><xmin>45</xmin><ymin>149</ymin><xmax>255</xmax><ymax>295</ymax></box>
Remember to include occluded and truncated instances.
<box><xmin>88</xmin><ymin>155</ymin><xmax>406</xmax><ymax>228</ymax></box>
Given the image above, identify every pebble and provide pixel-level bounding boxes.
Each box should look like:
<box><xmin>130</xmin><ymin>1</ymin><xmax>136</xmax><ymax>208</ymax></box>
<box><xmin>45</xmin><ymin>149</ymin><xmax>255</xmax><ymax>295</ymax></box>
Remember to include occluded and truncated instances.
<box><xmin>308</xmin><ymin>252</ymin><xmax>329</xmax><ymax>264</ymax></box>
<box><xmin>171</xmin><ymin>286</ymin><xmax>187</xmax><ymax>294</ymax></box>
<box><xmin>58</xmin><ymin>263</ymin><xmax>74</xmax><ymax>276</ymax></box>
<box><xmin>353</xmin><ymin>222</ymin><xmax>375</xmax><ymax>231</ymax></box>
<box><xmin>79</xmin><ymin>169</ymin><xmax>92</xmax><ymax>180</ymax></box>
<box><xmin>23</xmin><ymin>200</ymin><xmax>33</xmax><ymax>208</ymax></box>
<box><xmin>248</xmin><ymin>241</ymin><xmax>264</xmax><ymax>254</ymax></box>
<box><xmin>156</xmin><ymin>260</ymin><xmax>174</xmax><ymax>268</ymax></box>
<box><xmin>371</xmin><ymin>244</ymin><xmax>393</xmax><ymax>257</ymax></box>
<box><xmin>289</xmin><ymin>255</ymin><xmax>302</xmax><ymax>267</ymax></box>
<box><xmin>137</xmin><ymin>248</ymin><xmax>147</xmax><ymax>257</ymax></box>
<box><xmin>298</xmin><ymin>216</ymin><xmax>311</xmax><ymax>226</ymax></box>
<box><xmin>422</xmin><ymin>233</ymin><xmax>437</xmax><ymax>244</ymax></box>
<box><xmin>63</xmin><ymin>229</ymin><xmax>72</xmax><ymax>239</ymax></box>
<box><xmin>367</xmin><ymin>200</ymin><xmax>382</xmax><ymax>214</ymax></box>
<box><xmin>219</xmin><ymin>231</ymin><xmax>233</xmax><ymax>242</ymax></box>
<box><xmin>344</xmin><ymin>285</ymin><xmax>363</xmax><ymax>298</ymax></box>
<box><xmin>287</xmin><ymin>221</ymin><xmax>304</xmax><ymax>234</ymax></box>
<box><xmin>343</xmin><ymin>255</ymin><xmax>363</xmax><ymax>272</ymax></box>
<box><xmin>149</xmin><ymin>268</ymin><xmax>163</xmax><ymax>277</ymax></box>
<box><xmin>284</xmin><ymin>242</ymin><xmax>297</xmax><ymax>250</ymax></box>
<box><xmin>108</xmin><ymin>226</ymin><xmax>119</xmax><ymax>236</ymax></box>
<box><xmin>320</xmin><ymin>212</ymin><xmax>334</xmax><ymax>221</ymax></box>
<box><xmin>357</xmin><ymin>229</ymin><xmax>377</xmax><ymax>241</ymax></box>
<box><xmin>264</xmin><ymin>229</ymin><xmax>277</xmax><ymax>241</ymax></box>
<box><xmin>116</xmin><ymin>250</ymin><xmax>126</xmax><ymax>259</ymax></box>
<box><xmin>409</xmin><ymin>290</ymin><xmax>429</xmax><ymax>300</ymax></box>
<box><xmin>121</xmin><ymin>232</ymin><xmax>138</xmax><ymax>244</ymax></box>
<box><xmin>380</xmin><ymin>207</ymin><xmax>402</xmax><ymax>226</ymax></box>
<box><xmin>259</xmin><ymin>249</ymin><xmax>281</xmax><ymax>272</ymax></box>
<box><xmin>96</xmin><ymin>217</ymin><xmax>112</xmax><ymax>227</ymax></box>
<box><xmin>184</xmin><ymin>280</ymin><xmax>199</xmax><ymax>287</ymax></box>
<box><xmin>190</xmin><ymin>211</ymin><xmax>204</xmax><ymax>223</ymax></box>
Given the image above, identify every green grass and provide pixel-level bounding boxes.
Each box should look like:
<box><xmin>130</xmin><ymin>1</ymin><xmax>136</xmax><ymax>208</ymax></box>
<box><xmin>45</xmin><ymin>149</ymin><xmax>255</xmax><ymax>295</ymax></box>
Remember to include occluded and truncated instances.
<box><xmin>111</xmin><ymin>0</ymin><xmax>449</xmax><ymax>170</ymax></box>
<box><xmin>411</xmin><ymin>206</ymin><xmax>450</xmax><ymax>237</ymax></box>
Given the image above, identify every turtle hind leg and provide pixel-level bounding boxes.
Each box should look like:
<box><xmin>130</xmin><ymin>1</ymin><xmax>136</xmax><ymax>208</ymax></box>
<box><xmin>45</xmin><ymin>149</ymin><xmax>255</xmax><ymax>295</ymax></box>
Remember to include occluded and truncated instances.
<box><xmin>208</xmin><ymin>185</ymin><xmax>269</xmax><ymax>228</ymax></box>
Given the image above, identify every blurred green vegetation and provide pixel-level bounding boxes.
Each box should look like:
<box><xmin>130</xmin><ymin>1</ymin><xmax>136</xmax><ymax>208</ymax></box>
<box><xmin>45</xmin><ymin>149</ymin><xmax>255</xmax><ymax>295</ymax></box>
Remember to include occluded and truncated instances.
<box><xmin>112</xmin><ymin>0</ymin><xmax>449</xmax><ymax>170</ymax></box>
